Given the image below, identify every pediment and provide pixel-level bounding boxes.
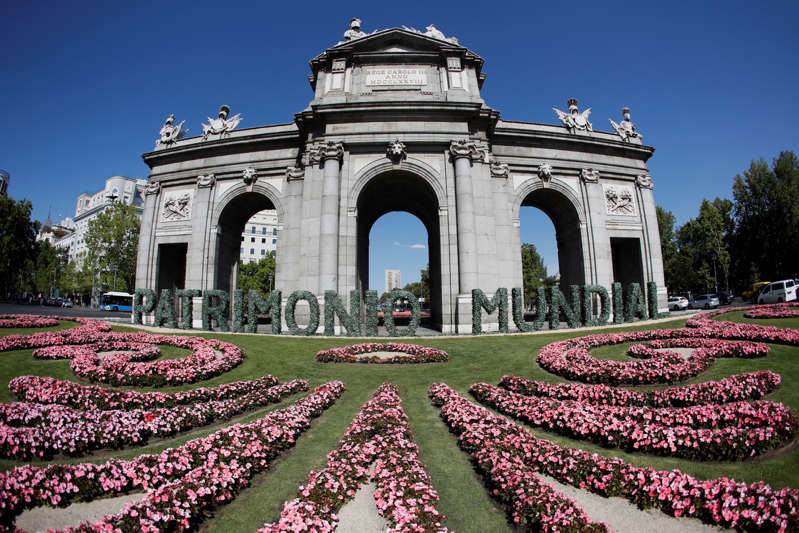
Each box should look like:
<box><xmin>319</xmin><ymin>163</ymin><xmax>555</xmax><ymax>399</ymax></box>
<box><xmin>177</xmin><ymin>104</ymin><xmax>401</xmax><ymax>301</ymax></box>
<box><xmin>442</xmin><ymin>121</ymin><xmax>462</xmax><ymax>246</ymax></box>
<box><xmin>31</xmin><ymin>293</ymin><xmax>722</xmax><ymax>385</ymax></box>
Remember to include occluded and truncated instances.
<box><xmin>316</xmin><ymin>28</ymin><xmax>475</xmax><ymax>60</ymax></box>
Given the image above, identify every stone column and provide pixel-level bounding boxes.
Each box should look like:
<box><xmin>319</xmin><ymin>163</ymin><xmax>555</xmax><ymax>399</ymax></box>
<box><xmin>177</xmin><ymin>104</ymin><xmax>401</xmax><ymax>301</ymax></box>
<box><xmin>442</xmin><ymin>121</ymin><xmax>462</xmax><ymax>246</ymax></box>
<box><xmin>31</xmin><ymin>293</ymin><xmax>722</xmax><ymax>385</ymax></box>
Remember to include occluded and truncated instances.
<box><xmin>187</xmin><ymin>173</ymin><xmax>215</xmax><ymax>327</ymax></box>
<box><xmin>316</xmin><ymin>141</ymin><xmax>344</xmax><ymax>293</ymax></box>
<box><xmin>449</xmin><ymin>140</ymin><xmax>479</xmax><ymax>293</ymax></box>
<box><xmin>135</xmin><ymin>181</ymin><xmax>161</xmax><ymax>325</ymax></box>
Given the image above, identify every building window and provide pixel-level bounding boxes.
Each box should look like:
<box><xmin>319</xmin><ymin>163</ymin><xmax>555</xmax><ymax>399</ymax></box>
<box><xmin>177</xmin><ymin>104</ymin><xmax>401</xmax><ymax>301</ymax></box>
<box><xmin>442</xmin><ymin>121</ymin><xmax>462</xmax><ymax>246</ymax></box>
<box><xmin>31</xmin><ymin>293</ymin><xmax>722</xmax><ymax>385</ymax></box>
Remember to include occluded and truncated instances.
<box><xmin>262</xmin><ymin>227</ymin><xmax>266</xmax><ymax>234</ymax></box>
<box><xmin>261</xmin><ymin>249</ymin><xmax>265</xmax><ymax>255</ymax></box>
<box><xmin>250</xmin><ymin>248</ymin><xmax>254</xmax><ymax>255</ymax></box>
<box><xmin>272</xmin><ymin>228</ymin><xmax>277</xmax><ymax>235</ymax></box>
<box><xmin>251</xmin><ymin>226</ymin><xmax>256</xmax><ymax>233</ymax></box>
<box><xmin>272</xmin><ymin>238</ymin><xmax>276</xmax><ymax>244</ymax></box>
<box><xmin>261</xmin><ymin>238</ymin><xmax>266</xmax><ymax>243</ymax></box>
<box><xmin>250</xmin><ymin>237</ymin><xmax>254</xmax><ymax>242</ymax></box>
<box><xmin>240</xmin><ymin>236</ymin><xmax>244</xmax><ymax>241</ymax></box>
<box><xmin>240</xmin><ymin>247</ymin><xmax>244</xmax><ymax>254</ymax></box>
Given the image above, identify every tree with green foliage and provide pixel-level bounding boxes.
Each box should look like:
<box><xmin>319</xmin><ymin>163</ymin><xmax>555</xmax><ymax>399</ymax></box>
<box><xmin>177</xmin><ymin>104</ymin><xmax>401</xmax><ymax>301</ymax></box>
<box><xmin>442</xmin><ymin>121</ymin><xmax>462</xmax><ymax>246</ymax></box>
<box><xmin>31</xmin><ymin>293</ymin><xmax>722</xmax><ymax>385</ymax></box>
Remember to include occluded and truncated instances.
<box><xmin>656</xmin><ymin>206</ymin><xmax>679</xmax><ymax>291</ymax></box>
<box><xmin>403</xmin><ymin>264</ymin><xmax>431</xmax><ymax>301</ymax></box>
<box><xmin>0</xmin><ymin>196</ymin><xmax>37</xmax><ymax>296</ymax></box>
<box><xmin>520</xmin><ymin>243</ymin><xmax>556</xmax><ymax>309</ymax></box>
<box><xmin>84</xmin><ymin>202</ymin><xmax>140</xmax><ymax>294</ymax></box>
<box><xmin>731</xmin><ymin>151</ymin><xmax>799</xmax><ymax>288</ymax></box>
<box><xmin>62</xmin><ymin>259</ymin><xmax>93</xmax><ymax>303</ymax></box>
<box><xmin>29</xmin><ymin>240</ymin><xmax>68</xmax><ymax>297</ymax></box>
<box><xmin>674</xmin><ymin>199</ymin><xmax>731</xmax><ymax>294</ymax></box>
<box><xmin>237</xmin><ymin>254</ymin><xmax>276</xmax><ymax>294</ymax></box>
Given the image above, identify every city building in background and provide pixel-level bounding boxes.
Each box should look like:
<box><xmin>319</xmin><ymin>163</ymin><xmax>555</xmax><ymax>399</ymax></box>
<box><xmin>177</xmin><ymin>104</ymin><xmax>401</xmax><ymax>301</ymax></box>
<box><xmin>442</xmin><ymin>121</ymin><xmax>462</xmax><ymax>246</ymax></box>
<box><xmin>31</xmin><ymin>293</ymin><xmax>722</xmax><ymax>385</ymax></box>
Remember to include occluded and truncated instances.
<box><xmin>0</xmin><ymin>169</ymin><xmax>9</xmax><ymax>196</ymax></box>
<box><xmin>240</xmin><ymin>210</ymin><xmax>279</xmax><ymax>263</ymax></box>
<box><xmin>385</xmin><ymin>269</ymin><xmax>401</xmax><ymax>294</ymax></box>
<box><xmin>70</xmin><ymin>176</ymin><xmax>147</xmax><ymax>266</ymax></box>
<box><xmin>36</xmin><ymin>214</ymin><xmax>76</xmax><ymax>254</ymax></box>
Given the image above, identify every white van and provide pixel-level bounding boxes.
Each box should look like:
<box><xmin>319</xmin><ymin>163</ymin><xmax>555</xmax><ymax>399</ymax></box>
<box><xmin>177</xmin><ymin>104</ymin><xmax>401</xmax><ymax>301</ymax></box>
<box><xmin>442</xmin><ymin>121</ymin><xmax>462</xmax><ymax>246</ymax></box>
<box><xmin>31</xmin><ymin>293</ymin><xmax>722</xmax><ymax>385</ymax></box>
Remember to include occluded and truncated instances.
<box><xmin>758</xmin><ymin>279</ymin><xmax>798</xmax><ymax>304</ymax></box>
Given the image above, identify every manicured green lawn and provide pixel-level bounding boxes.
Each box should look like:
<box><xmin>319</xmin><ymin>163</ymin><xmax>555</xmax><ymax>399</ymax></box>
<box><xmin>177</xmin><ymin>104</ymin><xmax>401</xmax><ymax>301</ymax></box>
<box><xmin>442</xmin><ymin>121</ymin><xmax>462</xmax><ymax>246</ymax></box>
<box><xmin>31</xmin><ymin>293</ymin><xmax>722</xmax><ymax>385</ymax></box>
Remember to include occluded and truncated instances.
<box><xmin>1</xmin><ymin>312</ymin><xmax>797</xmax><ymax>532</ymax></box>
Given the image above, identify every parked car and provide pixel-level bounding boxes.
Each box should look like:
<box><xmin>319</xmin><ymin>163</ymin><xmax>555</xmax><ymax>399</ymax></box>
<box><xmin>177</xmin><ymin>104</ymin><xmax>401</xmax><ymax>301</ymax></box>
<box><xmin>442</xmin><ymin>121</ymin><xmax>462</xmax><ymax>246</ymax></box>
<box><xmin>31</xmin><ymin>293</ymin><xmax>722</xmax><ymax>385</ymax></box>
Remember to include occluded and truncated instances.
<box><xmin>690</xmin><ymin>294</ymin><xmax>719</xmax><ymax>309</ymax></box>
<box><xmin>743</xmin><ymin>281</ymin><xmax>770</xmax><ymax>303</ymax></box>
<box><xmin>668</xmin><ymin>296</ymin><xmax>689</xmax><ymax>311</ymax></box>
<box><xmin>61</xmin><ymin>299</ymin><xmax>73</xmax><ymax>308</ymax></box>
<box><xmin>715</xmin><ymin>291</ymin><xmax>733</xmax><ymax>305</ymax></box>
<box><xmin>757</xmin><ymin>279</ymin><xmax>798</xmax><ymax>304</ymax></box>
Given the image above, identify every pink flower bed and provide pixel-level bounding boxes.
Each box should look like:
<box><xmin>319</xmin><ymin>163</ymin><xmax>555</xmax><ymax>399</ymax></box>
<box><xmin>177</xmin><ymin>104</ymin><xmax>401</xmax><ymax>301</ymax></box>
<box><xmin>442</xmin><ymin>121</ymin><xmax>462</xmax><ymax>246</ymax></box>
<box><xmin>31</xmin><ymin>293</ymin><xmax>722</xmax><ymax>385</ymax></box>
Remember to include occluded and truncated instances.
<box><xmin>0</xmin><ymin>317</ymin><xmax>111</xmax><ymax>351</ymax></box>
<box><xmin>3</xmin><ymin>326</ymin><xmax>245</xmax><ymax>386</ymax></box>
<box><xmin>9</xmin><ymin>374</ymin><xmax>279</xmax><ymax>410</ymax></box>
<box><xmin>0</xmin><ymin>379</ymin><xmax>307</xmax><ymax>460</ymax></box>
<box><xmin>686</xmin><ymin>307</ymin><xmax>799</xmax><ymax>345</ymax></box>
<box><xmin>316</xmin><ymin>342</ymin><xmax>449</xmax><ymax>364</ymax></box>
<box><xmin>261</xmin><ymin>383</ymin><xmax>447</xmax><ymax>533</ymax></box>
<box><xmin>470</xmin><ymin>382</ymin><xmax>796</xmax><ymax>460</ymax></box>
<box><xmin>0</xmin><ymin>381</ymin><xmax>344</xmax><ymax>532</ymax></box>
<box><xmin>498</xmin><ymin>371</ymin><xmax>782</xmax><ymax>407</ymax></box>
<box><xmin>537</xmin><ymin>329</ymin><xmax>777</xmax><ymax>385</ymax></box>
<box><xmin>0</xmin><ymin>314</ymin><xmax>59</xmax><ymax>328</ymax></box>
<box><xmin>744</xmin><ymin>304</ymin><xmax>799</xmax><ymax>319</ymax></box>
<box><xmin>430</xmin><ymin>383</ymin><xmax>799</xmax><ymax>532</ymax></box>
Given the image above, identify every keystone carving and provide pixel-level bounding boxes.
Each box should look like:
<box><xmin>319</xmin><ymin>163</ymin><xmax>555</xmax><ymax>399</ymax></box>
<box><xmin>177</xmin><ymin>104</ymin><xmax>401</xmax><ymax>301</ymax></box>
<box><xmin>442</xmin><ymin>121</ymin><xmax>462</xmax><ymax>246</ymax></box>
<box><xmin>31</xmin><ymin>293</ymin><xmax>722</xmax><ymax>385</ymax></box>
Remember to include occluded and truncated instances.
<box><xmin>242</xmin><ymin>167</ymin><xmax>257</xmax><ymax>185</ymax></box>
<box><xmin>386</xmin><ymin>139</ymin><xmax>407</xmax><ymax>163</ymax></box>
<box><xmin>581</xmin><ymin>168</ymin><xmax>600</xmax><ymax>183</ymax></box>
<box><xmin>144</xmin><ymin>181</ymin><xmax>161</xmax><ymax>195</ymax></box>
<box><xmin>196</xmin><ymin>173</ymin><xmax>216</xmax><ymax>188</ymax></box>
<box><xmin>636</xmin><ymin>174</ymin><xmax>653</xmax><ymax>189</ymax></box>
<box><xmin>537</xmin><ymin>163</ymin><xmax>553</xmax><ymax>182</ymax></box>
<box><xmin>489</xmin><ymin>159</ymin><xmax>509</xmax><ymax>179</ymax></box>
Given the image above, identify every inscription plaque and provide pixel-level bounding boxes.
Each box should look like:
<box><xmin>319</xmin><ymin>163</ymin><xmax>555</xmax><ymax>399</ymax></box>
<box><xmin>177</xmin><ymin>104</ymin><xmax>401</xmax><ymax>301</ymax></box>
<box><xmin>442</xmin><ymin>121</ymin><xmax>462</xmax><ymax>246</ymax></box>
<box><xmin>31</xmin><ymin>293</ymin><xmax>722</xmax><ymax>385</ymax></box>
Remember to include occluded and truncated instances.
<box><xmin>365</xmin><ymin>68</ymin><xmax>427</xmax><ymax>86</ymax></box>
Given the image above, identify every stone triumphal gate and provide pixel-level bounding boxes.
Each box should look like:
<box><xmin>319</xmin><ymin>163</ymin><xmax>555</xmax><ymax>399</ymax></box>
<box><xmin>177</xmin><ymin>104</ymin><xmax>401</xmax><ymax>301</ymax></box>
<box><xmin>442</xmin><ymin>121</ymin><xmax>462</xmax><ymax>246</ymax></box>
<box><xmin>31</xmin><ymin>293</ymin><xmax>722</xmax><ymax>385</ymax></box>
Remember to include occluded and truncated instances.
<box><xmin>135</xmin><ymin>21</ymin><xmax>666</xmax><ymax>333</ymax></box>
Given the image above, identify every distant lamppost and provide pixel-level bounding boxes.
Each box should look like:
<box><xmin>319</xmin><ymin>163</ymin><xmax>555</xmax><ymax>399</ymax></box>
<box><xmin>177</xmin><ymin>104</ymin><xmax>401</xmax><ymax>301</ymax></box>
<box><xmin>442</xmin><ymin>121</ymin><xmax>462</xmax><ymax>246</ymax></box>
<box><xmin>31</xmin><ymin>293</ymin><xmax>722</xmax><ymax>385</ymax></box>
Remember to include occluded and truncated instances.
<box><xmin>267</xmin><ymin>273</ymin><xmax>274</xmax><ymax>292</ymax></box>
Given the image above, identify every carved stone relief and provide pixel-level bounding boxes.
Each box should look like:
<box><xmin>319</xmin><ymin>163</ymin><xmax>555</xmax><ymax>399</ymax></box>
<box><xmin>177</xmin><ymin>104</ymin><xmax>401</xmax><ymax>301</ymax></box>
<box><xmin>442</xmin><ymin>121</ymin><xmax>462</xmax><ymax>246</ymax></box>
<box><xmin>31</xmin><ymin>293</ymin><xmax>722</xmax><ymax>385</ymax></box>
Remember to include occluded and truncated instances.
<box><xmin>242</xmin><ymin>167</ymin><xmax>257</xmax><ymax>185</ymax></box>
<box><xmin>161</xmin><ymin>190</ymin><xmax>193</xmax><ymax>221</ymax></box>
<box><xmin>537</xmin><ymin>163</ymin><xmax>553</xmax><ymax>183</ymax></box>
<box><xmin>553</xmin><ymin>98</ymin><xmax>592</xmax><ymax>134</ymax></box>
<box><xmin>286</xmin><ymin>166</ymin><xmax>305</xmax><ymax>181</ymax></box>
<box><xmin>609</xmin><ymin>107</ymin><xmax>642</xmax><ymax>142</ymax></box>
<box><xmin>581</xmin><ymin>168</ymin><xmax>600</xmax><ymax>183</ymax></box>
<box><xmin>196</xmin><ymin>173</ymin><xmax>215</xmax><ymax>188</ymax></box>
<box><xmin>155</xmin><ymin>114</ymin><xmax>187</xmax><ymax>149</ymax></box>
<box><xmin>603</xmin><ymin>184</ymin><xmax>636</xmax><ymax>216</ymax></box>
<box><xmin>202</xmin><ymin>105</ymin><xmax>242</xmax><ymax>140</ymax></box>
<box><xmin>489</xmin><ymin>159</ymin><xmax>509</xmax><ymax>178</ymax></box>
<box><xmin>636</xmin><ymin>174</ymin><xmax>653</xmax><ymax>189</ymax></box>
<box><xmin>145</xmin><ymin>181</ymin><xmax>161</xmax><ymax>195</ymax></box>
<box><xmin>386</xmin><ymin>139</ymin><xmax>407</xmax><ymax>163</ymax></box>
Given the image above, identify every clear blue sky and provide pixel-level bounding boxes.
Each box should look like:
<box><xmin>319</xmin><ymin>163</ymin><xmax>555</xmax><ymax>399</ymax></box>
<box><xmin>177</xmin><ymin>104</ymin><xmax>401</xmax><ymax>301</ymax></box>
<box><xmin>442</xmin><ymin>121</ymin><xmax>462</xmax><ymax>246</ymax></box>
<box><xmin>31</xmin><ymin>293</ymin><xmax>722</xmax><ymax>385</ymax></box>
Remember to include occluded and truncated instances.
<box><xmin>3</xmin><ymin>1</ymin><xmax>797</xmax><ymax>289</ymax></box>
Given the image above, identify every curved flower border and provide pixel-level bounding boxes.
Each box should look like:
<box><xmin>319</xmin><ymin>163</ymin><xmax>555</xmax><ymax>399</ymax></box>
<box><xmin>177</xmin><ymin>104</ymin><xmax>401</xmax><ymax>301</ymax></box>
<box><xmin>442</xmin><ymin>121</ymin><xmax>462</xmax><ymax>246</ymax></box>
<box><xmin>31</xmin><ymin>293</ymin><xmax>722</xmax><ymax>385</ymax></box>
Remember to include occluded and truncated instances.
<box><xmin>430</xmin><ymin>383</ymin><xmax>799</xmax><ymax>532</ymax></box>
<box><xmin>0</xmin><ymin>382</ymin><xmax>344</xmax><ymax>531</ymax></box>
<box><xmin>0</xmin><ymin>379</ymin><xmax>307</xmax><ymax>460</ymax></box>
<box><xmin>0</xmin><ymin>314</ymin><xmax>60</xmax><ymax>328</ymax></box>
<box><xmin>744</xmin><ymin>304</ymin><xmax>799</xmax><ymax>319</ymax></box>
<box><xmin>261</xmin><ymin>383</ymin><xmax>447</xmax><ymax>532</ymax></box>
<box><xmin>316</xmin><ymin>342</ymin><xmax>449</xmax><ymax>364</ymax></box>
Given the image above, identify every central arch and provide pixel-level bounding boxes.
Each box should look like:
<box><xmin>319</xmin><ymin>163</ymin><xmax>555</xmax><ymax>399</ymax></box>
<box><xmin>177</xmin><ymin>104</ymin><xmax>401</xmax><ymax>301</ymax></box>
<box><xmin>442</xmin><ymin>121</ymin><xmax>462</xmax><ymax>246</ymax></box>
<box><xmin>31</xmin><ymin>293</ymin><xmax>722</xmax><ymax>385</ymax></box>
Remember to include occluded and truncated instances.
<box><xmin>355</xmin><ymin>169</ymin><xmax>443</xmax><ymax>330</ymax></box>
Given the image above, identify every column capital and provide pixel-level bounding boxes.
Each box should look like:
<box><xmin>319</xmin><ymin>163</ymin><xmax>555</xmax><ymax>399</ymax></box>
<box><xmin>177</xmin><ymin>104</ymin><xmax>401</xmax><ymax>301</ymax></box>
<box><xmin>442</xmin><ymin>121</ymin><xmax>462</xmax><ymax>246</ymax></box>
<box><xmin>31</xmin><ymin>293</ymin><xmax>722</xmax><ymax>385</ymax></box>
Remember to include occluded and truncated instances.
<box><xmin>449</xmin><ymin>139</ymin><xmax>484</xmax><ymax>162</ymax></box>
<box><xmin>308</xmin><ymin>141</ymin><xmax>344</xmax><ymax>166</ymax></box>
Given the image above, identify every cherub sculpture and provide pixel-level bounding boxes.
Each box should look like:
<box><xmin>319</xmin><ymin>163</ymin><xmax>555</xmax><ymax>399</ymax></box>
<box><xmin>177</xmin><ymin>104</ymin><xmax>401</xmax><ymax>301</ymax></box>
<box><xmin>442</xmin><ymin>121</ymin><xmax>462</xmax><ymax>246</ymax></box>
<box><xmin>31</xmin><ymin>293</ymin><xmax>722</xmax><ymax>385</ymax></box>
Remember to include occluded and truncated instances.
<box><xmin>202</xmin><ymin>105</ymin><xmax>242</xmax><ymax>140</ymax></box>
<box><xmin>553</xmin><ymin>98</ymin><xmax>592</xmax><ymax>134</ymax></box>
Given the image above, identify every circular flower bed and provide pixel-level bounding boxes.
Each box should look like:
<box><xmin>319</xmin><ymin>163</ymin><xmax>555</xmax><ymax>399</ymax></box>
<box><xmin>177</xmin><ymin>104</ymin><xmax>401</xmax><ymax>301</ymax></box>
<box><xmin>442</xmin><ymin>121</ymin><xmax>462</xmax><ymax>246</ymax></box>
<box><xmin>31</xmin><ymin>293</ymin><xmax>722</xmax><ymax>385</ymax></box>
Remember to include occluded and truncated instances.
<box><xmin>0</xmin><ymin>314</ymin><xmax>60</xmax><ymax>328</ymax></box>
<box><xmin>744</xmin><ymin>304</ymin><xmax>799</xmax><ymax>319</ymax></box>
<box><xmin>0</xmin><ymin>316</ymin><xmax>244</xmax><ymax>386</ymax></box>
<box><xmin>316</xmin><ymin>342</ymin><xmax>448</xmax><ymax>364</ymax></box>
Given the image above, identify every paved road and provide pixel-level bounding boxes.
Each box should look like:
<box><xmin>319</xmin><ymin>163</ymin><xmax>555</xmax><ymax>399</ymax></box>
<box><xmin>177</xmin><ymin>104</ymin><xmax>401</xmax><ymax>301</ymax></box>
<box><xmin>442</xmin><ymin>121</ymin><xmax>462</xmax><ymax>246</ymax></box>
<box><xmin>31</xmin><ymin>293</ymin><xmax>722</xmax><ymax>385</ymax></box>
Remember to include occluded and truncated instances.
<box><xmin>0</xmin><ymin>302</ymin><xmax>132</xmax><ymax>323</ymax></box>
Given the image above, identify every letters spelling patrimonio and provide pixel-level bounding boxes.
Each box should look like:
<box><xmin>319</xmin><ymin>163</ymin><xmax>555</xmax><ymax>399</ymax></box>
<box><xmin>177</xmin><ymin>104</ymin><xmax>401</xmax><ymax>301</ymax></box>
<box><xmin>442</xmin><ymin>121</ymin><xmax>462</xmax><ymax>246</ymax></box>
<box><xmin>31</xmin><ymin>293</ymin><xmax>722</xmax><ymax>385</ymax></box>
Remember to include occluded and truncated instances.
<box><xmin>133</xmin><ymin>283</ymin><xmax>661</xmax><ymax>336</ymax></box>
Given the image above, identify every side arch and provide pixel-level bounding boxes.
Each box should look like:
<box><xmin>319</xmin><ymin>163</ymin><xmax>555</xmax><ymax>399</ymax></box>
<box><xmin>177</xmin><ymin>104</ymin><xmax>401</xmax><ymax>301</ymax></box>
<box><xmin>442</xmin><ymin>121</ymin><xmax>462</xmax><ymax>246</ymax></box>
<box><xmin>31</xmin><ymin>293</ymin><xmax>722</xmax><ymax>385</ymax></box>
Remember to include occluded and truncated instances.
<box><xmin>212</xmin><ymin>181</ymin><xmax>285</xmax><ymax>224</ymax></box>
<box><xmin>513</xmin><ymin>177</ymin><xmax>588</xmax><ymax>289</ymax></box>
